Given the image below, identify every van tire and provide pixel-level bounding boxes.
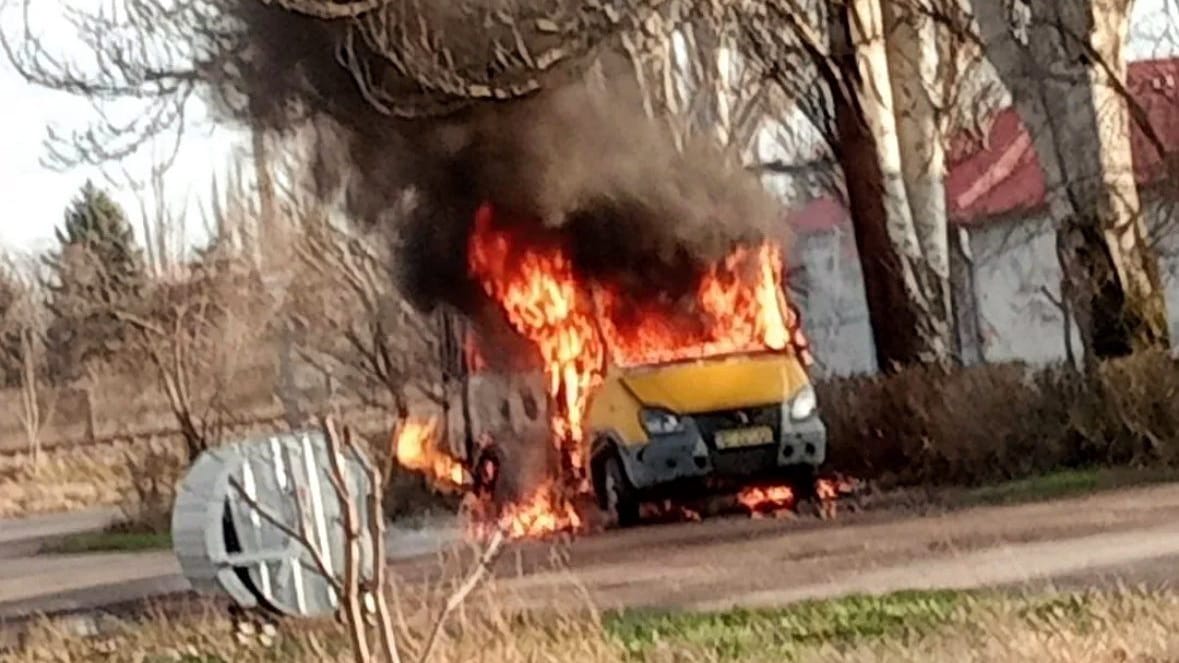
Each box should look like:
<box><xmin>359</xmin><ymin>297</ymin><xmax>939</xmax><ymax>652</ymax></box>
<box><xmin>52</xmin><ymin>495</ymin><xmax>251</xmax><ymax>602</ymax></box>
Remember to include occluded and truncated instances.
<box><xmin>602</xmin><ymin>456</ymin><xmax>640</xmax><ymax>528</ymax></box>
<box><xmin>782</xmin><ymin>465</ymin><xmax>817</xmax><ymax>501</ymax></box>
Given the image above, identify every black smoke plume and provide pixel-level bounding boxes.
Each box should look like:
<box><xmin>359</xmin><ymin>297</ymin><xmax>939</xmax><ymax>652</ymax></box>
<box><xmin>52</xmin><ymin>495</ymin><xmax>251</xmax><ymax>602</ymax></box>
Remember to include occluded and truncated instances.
<box><xmin>216</xmin><ymin>2</ymin><xmax>783</xmax><ymax>315</ymax></box>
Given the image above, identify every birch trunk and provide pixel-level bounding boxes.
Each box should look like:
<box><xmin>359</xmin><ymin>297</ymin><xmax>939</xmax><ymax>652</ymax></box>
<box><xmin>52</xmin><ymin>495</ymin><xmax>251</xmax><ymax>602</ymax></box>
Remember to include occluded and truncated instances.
<box><xmin>20</xmin><ymin>327</ymin><xmax>41</xmax><ymax>473</ymax></box>
<box><xmin>881</xmin><ymin>0</ymin><xmax>954</xmax><ymax>355</ymax></box>
<box><xmin>829</xmin><ymin>0</ymin><xmax>951</xmax><ymax>368</ymax></box>
<box><xmin>972</xmin><ymin>0</ymin><xmax>1169</xmax><ymax>360</ymax></box>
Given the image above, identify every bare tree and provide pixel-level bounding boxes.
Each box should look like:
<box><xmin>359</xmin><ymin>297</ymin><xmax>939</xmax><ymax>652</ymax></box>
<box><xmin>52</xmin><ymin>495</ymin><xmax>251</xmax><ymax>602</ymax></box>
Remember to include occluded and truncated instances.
<box><xmin>118</xmin><ymin>272</ymin><xmax>261</xmax><ymax>461</ymax></box>
<box><xmin>52</xmin><ymin>206</ymin><xmax>271</xmax><ymax>464</ymax></box>
<box><xmin>881</xmin><ymin>0</ymin><xmax>953</xmax><ymax>353</ymax></box>
<box><xmin>282</xmin><ymin>185</ymin><xmax>451</xmax><ymax>475</ymax></box>
<box><xmin>926</xmin><ymin>0</ymin><xmax>1171</xmax><ymax>364</ymax></box>
<box><xmin>0</xmin><ymin>256</ymin><xmax>56</xmax><ymax>472</ymax></box>
<box><xmin>738</xmin><ymin>0</ymin><xmax>959</xmax><ymax>369</ymax></box>
<box><xmin>127</xmin><ymin>157</ymin><xmax>190</xmax><ymax>281</ymax></box>
<box><xmin>0</xmin><ymin>0</ymin><xmax>681</xmax><ymax>173</ymax></box>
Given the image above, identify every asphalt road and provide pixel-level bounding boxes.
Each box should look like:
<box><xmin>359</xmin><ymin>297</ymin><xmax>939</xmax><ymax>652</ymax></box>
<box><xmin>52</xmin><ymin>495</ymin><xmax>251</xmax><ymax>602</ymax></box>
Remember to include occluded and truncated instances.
<box><xmin>4</xmin><ymin>483</ymin><xmax>1179</xmax><ymax>622</ymax></box>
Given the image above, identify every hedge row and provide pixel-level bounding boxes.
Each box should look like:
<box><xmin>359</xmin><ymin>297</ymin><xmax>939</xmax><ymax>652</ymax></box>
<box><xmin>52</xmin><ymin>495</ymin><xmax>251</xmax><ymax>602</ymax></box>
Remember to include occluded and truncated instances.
<box><xmin>818</xmin><ymin>350</ymin><xmax>1179</xmax><ymax>487</ymax></box>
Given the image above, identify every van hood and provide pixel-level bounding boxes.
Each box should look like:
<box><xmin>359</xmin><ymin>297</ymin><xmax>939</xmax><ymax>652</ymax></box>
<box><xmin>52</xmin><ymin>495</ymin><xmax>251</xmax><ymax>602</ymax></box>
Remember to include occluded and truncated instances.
<box><xmin>617</xmin><ymin>353</ymin><xmax>808</xmax><ymax>414</ymax></box>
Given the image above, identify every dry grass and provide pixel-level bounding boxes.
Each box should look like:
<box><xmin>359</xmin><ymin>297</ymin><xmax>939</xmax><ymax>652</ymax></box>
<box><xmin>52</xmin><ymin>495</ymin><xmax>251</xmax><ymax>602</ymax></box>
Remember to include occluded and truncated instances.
<box><xmin>9</xmin><ymin>582</ymin><xmax>620</xmax><ymax>663</ymax></box>
<box><xmin>0</xmin><ymin>441</ymin><xmax>140</xmax><ymax>518</ymax></box>
<box><xmin>0</xmin><ymin>437</ymin><xmax>190</xmax><ymax>525</ymax></box>
<box><xmin>0</xmin><ymin>436</ymin><xmax>187</xmax><ymax>529</ymax></box>
<box><xmin>8</xmin><ymin>588</ymin><xmax>1179</xmax><ymax>662</ymax></box>
<box><xmin>0</xmin><ymin>425</ymin><xmax>456</xmax><ymax>524</ymax></box>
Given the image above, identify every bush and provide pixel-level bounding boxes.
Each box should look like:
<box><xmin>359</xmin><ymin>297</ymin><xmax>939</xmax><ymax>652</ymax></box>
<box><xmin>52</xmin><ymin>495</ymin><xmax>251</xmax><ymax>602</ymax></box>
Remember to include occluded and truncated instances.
<box><xmin>818</xmin><ymin>350</ymin><xmax>1179</xmax><ymax>488</ymax></box>
<box><xmin>116</xmin><ymin>438</ymin><xmax>186</xmax><ymax>534</ymax></box>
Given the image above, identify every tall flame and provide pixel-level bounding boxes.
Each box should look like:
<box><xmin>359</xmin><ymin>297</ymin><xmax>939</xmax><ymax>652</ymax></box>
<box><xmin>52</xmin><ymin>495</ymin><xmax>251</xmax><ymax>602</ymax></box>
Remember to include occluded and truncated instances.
<box><xmin>467</xmin><ymin>204</ymin><xmax>606</xmax><ymax>473</ymax></box>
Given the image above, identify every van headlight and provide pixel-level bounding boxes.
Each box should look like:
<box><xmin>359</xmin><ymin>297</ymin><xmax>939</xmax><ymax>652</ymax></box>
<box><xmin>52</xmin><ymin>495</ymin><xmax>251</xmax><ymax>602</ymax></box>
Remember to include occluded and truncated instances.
<box><xmin>789</xmin><ymin>384</ymin><xmax>817</xmax><ymax>421</ymax></box>
<box><xmin>640</xmin><ymin>408</ymin><xmax>685</xmax><ymax>435</ymax></box>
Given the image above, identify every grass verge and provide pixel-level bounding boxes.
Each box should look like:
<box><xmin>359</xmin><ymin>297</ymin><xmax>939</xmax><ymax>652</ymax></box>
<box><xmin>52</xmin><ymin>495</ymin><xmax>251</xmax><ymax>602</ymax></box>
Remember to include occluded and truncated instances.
<box><xmin>8</xmin><ymin>587</ymin><xmax>1179</xmax><ymax>662</ymax></box>
<box><xmin>606</xmin><ymin>591</ymin><xmax>969</xmax><ymax>660</ymax></box>
<box><xmin>945</xmin><ymin>466</ymin><xmax>1179</xmax><ymax>508</ymax></box>
<box><xmin>41</xmin><ymin>530</ymin><xmax>172</xmax><ymax>555</ymax></box>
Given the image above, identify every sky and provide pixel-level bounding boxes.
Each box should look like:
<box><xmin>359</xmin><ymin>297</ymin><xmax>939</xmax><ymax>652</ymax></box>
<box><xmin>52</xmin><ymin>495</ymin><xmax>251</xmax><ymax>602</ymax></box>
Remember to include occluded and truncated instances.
<box><xmin>0</xmin><ymin>1</ymin><xmax>1177</xmax><ymax>255</ymax></box>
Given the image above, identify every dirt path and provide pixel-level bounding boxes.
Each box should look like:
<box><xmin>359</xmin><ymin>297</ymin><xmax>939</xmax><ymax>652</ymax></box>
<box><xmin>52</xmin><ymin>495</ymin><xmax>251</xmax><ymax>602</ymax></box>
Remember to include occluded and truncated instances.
<box><xmin>466</xmin><ymin>482</ymin><xmax>1179</xmax><ymax>610</ymax></box>
<box><xmin>6</xmin><ymin>483</ymin><xmax>1179</xmax><ymax>620</ymax></box>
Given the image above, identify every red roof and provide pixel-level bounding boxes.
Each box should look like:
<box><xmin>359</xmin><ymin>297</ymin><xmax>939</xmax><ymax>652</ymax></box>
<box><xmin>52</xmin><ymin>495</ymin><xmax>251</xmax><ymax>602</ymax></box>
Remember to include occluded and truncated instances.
<box><xmin>790</xmin><ymin>57</ymin><xmax>1179</xmax><ymax>234</ymax></box>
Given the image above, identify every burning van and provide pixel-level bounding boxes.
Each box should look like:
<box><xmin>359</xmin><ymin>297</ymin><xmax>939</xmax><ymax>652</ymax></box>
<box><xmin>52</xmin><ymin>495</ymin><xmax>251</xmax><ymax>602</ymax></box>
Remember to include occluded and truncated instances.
<box><xmin>447</xmin><ymin>301</ymin><xmax>823</xmax><ymax>530</ymax></box>
<box><xmin>585</xmin><ymin>333</ymin><xmax>823</xmax><ymax>526</ymax></box>
<box><xmin>425</xmin><ymin>202</ymin><xmax>826</xmax><ymax>534</ymax></box>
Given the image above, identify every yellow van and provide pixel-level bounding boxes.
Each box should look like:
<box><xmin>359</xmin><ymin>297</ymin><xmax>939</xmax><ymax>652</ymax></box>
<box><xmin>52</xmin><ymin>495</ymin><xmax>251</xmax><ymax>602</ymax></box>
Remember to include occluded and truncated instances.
<box><xmin>440</xmin><ymin>309</ymin><xmax>825</xmax><ymax>527</ymax></box>
<box><xmin>585</xmin><ymin>346</ymin><xmax>824</xmax><ymax>526</ymax></box>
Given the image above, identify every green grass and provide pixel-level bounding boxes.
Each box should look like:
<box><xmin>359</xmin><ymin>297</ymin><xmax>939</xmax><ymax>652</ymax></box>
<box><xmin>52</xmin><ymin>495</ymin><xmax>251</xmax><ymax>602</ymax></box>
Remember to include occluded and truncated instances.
<box><xmin>43</xmin><ymin>530</ymin><xmax>172</xmax><ymax>555</ymax></box>
<box><xmin>952</xmin><ymin>466</ymin><xmax>1179</xmax><ymax>508</ymax></box>
<box><xmin>604</xmin><ymin>590</ymin><xmax>973</xmax><ymax>660</ymax></box>
<box><xmin>602</xmin><ymin>590</ymin><xmax>1111</xmax><ymax>661</ymax></box>
<box><xmin>10</xmin><ymin>585</ymin><xmax>1165</xmax><ymax>662</ymax></box>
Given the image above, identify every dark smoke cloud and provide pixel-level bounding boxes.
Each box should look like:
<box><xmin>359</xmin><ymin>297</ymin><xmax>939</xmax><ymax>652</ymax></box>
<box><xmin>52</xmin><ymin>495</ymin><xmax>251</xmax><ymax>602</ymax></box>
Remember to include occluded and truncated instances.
<box><xmin>217</xmin><ymin>2</ymin><xmax>783</xmax><ymax>316</ymax></box>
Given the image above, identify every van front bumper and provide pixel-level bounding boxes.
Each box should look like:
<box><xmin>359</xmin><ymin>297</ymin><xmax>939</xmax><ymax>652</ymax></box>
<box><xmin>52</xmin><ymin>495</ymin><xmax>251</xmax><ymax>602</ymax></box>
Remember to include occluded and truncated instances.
<box><xmin>613</xmin><ymin>413</ymin><xmax>827</xmax><ymax>492</ymax></box>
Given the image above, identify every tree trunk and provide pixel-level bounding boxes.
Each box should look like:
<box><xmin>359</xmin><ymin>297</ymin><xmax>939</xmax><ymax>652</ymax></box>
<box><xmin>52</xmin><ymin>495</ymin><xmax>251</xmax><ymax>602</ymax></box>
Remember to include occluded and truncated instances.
<box><xmin>276</xmin><ymin>321</ymin><xmax>306</xmax><ymax>428</ymax></box>
<box><xmin>686</xmin><ymin>12</ymin><xmax>727</xmax><ymax>143</ymax></box>
<box><xmin>20</xmin><ymin>327</ymin><xmax>41</xmax><ymax>473</ymax></box>
<box><xmin>949</xmin><ymin>227</ymin><xmax>985</xmax><ymax>365</ymax></box>
<box><xmin>972</xmin><ymin>0</ymin><xmax>1169</xmax><ymax>361</ymax></box>
<box><xmin>251</xmin><ymin>127</ymin><xmax>278</xmax><ymax>270</ymax></box>
<box><xmin>828</xmin><ymin>0</ymin><xmax>952</xmax><ymax>370</ymax></box>
<box><xmin>881</xmin><ymin>0</ymin><xmax>954</xmax><ymax>353</ymax></box>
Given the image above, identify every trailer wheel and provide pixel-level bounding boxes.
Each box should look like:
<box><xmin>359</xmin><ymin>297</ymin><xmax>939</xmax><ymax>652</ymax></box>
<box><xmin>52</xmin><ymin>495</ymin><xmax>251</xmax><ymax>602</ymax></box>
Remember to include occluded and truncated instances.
<box><xmin>602</xmin><ymin>456</ymin><xmax>640</xmax><ymax>528</ymax></box>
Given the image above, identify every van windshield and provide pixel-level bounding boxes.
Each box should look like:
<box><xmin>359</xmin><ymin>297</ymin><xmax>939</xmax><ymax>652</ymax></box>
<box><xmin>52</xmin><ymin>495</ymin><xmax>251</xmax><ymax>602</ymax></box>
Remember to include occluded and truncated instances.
<box><xmin>590</xmin><ymin>283</ymin><xmax>798</xmax><ymax>369</ymax></box>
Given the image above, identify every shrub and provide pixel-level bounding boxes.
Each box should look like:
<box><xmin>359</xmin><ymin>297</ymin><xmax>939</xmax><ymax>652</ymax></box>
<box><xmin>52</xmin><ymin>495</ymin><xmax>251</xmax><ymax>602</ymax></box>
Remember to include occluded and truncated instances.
<box><xmin>818</xmin><ymin>350</ymin><xmax>1179</xmax><ymax>488</ymax></box>
<box><xmin>115</xmin><ymin>438</ymin><xmax>186</xmax><ymax>534</ymax></box>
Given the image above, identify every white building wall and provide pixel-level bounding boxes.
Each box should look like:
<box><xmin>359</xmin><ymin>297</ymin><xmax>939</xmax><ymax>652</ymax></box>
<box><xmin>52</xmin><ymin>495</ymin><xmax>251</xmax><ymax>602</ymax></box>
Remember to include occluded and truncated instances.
<box><xmin>790</xmin><ymin>197</ymin><xmax>1179</xmax><ymax>375</ymax></box>
<box><xmin>790</xmin><ymin>224</ymin><xmax>876</xmax><ymax>377</ymax></box>
<box><xmin>968</xmin><ymin>215</ymin><xmax>1079</xmax><ymax>365</ymax></box>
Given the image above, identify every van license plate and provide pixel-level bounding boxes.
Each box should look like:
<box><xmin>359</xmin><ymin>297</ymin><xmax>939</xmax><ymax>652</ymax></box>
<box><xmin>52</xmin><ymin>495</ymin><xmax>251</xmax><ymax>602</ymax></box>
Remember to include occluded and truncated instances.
<box><xmin>715</xmin><ymin>426</ymin><xmax>774</xmax><ymax>449</ymax></box>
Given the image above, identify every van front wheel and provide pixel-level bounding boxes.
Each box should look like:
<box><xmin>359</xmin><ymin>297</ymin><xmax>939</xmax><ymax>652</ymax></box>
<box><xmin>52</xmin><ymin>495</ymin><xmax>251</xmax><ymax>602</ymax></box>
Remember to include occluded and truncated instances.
<box><xmin>602</xmin><ymin>456</ymin><xmax>640</xmax><ymax>528</ymax></box>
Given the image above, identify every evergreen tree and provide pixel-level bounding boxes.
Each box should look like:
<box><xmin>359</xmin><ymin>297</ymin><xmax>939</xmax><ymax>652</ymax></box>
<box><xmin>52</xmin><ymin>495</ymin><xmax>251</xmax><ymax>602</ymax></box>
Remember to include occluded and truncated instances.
<box><xmin>43</xmin><ymin>180</ymin><xmax>144</xmax><ymax>380</ymax></box>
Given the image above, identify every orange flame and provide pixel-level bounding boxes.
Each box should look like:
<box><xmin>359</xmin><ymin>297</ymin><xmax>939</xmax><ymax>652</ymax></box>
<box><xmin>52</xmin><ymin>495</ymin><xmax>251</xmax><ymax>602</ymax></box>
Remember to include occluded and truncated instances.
<box><xmin>737</xmin><ymin>484</ymin><xmax>796</xmax><ymax>515</ymax></box>
<box><xmin>468</xmin><ymin>204</ymin><xmax>605</xmax><ymax>476</ymax></box>
<box><xmin>496</xmin><ymin>482</ymin><xmax>584</xmax><ymax>539</ymax></box>
<box><xmin>594</xmin><ymin>243</ymin><xmax>793</xmax><ymax>367</ymax></box>
<box><xmin>393</xmin><ymin>417</ymin><xmax>468</xmax><ymax>488</ymax></box>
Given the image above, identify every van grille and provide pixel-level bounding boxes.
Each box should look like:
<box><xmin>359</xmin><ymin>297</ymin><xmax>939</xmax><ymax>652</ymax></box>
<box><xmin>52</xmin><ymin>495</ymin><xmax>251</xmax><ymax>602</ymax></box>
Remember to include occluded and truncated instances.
<box><xmin>693</xmin><ymin>405</ymin><xmax>781</xmax><ymax>450</ymax></box>
<box><xmin>690</xmin><ymin>405</ymin><xmax>782</xmax><ymax>476</ymax></box>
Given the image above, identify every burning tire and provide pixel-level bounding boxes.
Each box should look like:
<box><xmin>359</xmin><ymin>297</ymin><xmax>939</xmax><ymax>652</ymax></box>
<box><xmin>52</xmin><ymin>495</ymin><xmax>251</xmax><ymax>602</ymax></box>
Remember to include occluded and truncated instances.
<box><xmin>600</xmin><ymin>455</ymin><xmax>640</xmax><ymax>528</ymax></box>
